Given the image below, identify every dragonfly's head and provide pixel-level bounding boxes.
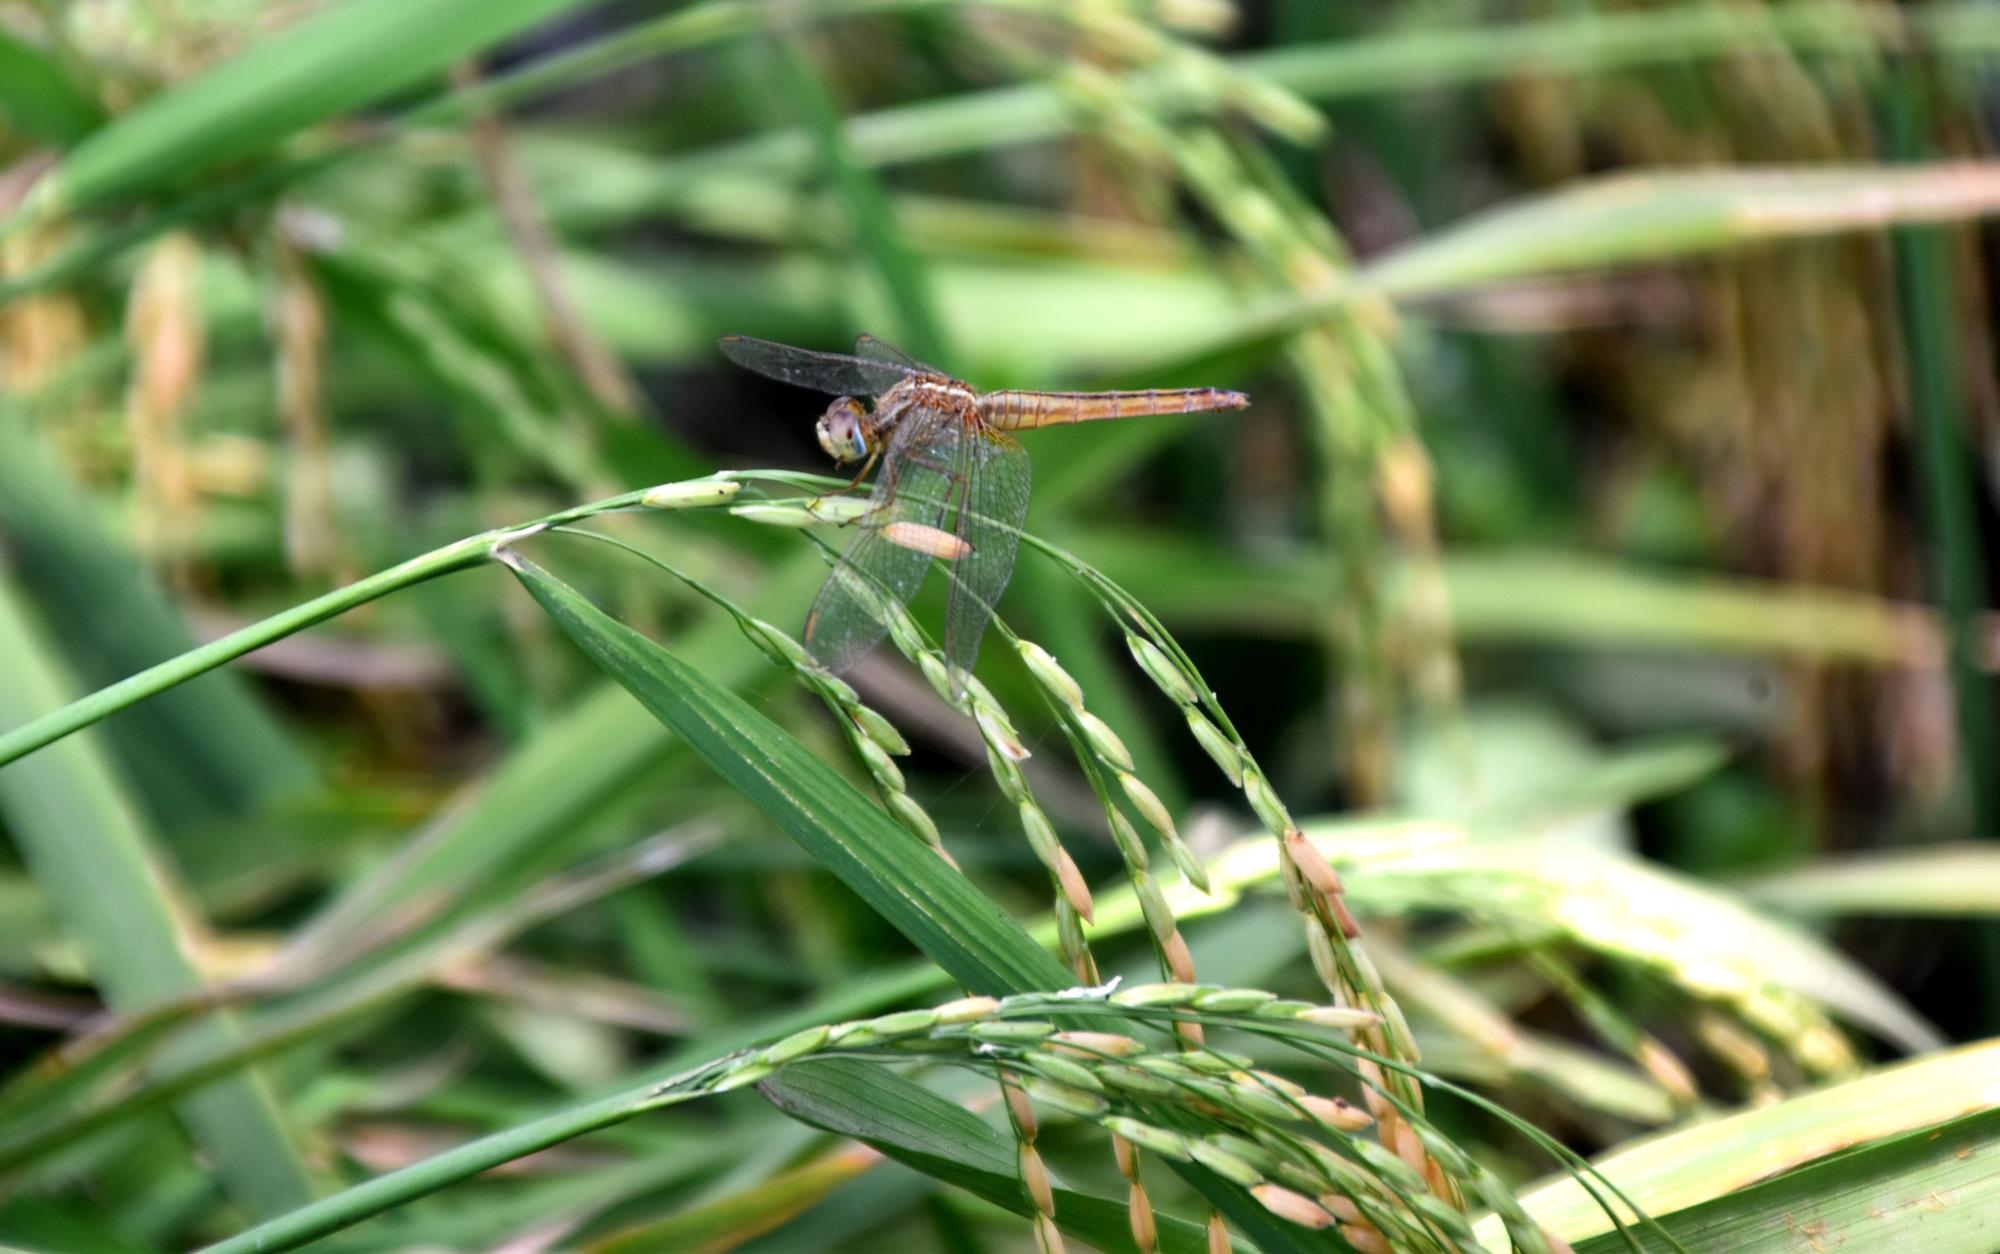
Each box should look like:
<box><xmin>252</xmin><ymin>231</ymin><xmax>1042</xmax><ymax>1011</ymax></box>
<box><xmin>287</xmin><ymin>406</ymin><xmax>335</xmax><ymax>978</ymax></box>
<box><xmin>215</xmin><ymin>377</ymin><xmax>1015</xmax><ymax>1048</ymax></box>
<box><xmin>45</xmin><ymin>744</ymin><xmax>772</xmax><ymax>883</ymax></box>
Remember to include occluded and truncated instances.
<box><xmin>816</xmin><ymin>397</ymin><xmax>872</xmax><ymax>464</ymax></box>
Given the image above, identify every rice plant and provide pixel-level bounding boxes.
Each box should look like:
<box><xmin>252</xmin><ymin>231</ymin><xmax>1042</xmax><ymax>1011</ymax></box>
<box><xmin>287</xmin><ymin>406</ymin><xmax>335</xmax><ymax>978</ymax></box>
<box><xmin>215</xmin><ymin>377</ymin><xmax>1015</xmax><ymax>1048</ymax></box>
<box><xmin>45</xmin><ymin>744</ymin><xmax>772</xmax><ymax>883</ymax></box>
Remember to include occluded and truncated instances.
<box><xmin>2</xmin><ymin>1</ymin><xmax>1999</xmax><ymax>1251</ymax></box>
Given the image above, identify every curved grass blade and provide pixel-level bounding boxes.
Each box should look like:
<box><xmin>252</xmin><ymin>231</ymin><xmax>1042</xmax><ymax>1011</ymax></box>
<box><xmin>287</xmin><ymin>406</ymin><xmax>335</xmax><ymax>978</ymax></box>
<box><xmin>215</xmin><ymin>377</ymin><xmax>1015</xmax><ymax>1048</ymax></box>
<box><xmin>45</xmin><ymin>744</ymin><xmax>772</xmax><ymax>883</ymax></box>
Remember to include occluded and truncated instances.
<box><xmin>1473</xmin><ymin>1038</ymin><xmax>2000</xmax><ymax>1248</ymax></box>
<box><xmin>501</xmin><ymin>550</ymin><xmax>1072</xmax><ymax>997</ymax></box>
<box><xmin>29</xmin><ymin>0</ymin><xmax>592</xmax><ymax>216</ymax></box>
<box><xmin>0</xmin><ymin>577</ymin><xmax>313</xmax><ymax>1217</ymax></box>
<box><xmin>1743</xmin><ymin>844</ymin><xmax>2000</xmax><ymax>916</ymax></box>
<box><xmin>0</xmin><ymin>409</ymin><xmax>310</xmax><ymax>828</ymax></box>
<box><xmin>1566</xmin><ymin>1107</ymin><xmax>2000</xmax><ymax>1254</ymax></box>
<box><xmin>0</xmin><ymin>30</ymin><xmax>103</xmax><ymax>144</ymax></box>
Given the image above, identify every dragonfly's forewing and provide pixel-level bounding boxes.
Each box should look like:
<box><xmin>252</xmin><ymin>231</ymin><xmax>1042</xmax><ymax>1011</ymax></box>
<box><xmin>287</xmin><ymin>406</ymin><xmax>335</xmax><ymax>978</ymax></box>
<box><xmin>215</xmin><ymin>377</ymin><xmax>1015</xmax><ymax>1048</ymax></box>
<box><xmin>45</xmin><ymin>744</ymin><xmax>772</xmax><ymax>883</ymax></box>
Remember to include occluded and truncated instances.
<box><xmin>853</xmin><ymin>334</ymin><xmax>937</xmax><ymax>376</ymax></box>
<box><xmin>719</xmin><ymin>335</ymin><xmax>913</xmax><ymax>397</ymax></box>
<box><xmin>803</xmin><ymin>406</ymin><xmax>966</xmax><ymax>673</ymax></box>
<box><xmin>941</xmin><ymin>427</ymin><xmax>1031</xmax><ymax>685</ymax></box>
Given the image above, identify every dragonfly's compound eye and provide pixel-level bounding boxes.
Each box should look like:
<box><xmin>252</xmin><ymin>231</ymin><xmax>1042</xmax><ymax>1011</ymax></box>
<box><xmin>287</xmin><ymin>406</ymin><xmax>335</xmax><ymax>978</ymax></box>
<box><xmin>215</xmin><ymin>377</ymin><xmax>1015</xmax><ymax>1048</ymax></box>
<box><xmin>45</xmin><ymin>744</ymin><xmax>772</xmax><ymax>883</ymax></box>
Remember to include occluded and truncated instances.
<box><xmin>816</xmin><ymin>397</ymin><xmax>871</xmax><ymax>463</ymax></box>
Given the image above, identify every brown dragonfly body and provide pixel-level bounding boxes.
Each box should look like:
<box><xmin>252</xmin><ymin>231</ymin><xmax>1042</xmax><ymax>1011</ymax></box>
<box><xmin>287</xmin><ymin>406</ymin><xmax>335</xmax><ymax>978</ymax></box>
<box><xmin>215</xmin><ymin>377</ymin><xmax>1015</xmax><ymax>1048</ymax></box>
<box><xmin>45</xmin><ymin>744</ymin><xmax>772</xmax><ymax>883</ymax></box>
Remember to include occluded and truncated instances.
<box><xmin>720</xmin><ymin>334</ymin><xmax>1248</xmax><ymax>683</ymax></box>
<box><xmin>864</xmin><ymin>373</ymin><xmax>1246</xmax><ymax>443</ymax></box>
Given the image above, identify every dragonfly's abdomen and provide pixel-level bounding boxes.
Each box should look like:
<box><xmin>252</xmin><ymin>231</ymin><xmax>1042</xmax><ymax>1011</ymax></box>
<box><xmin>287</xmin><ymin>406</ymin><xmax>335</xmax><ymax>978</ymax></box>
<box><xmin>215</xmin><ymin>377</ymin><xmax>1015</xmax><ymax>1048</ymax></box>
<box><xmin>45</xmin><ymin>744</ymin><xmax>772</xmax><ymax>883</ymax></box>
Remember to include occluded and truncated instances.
<box><xmin>978</xmin><ymin>388</ymin><xmax>1249</xmax><ymax>429</ymax></box>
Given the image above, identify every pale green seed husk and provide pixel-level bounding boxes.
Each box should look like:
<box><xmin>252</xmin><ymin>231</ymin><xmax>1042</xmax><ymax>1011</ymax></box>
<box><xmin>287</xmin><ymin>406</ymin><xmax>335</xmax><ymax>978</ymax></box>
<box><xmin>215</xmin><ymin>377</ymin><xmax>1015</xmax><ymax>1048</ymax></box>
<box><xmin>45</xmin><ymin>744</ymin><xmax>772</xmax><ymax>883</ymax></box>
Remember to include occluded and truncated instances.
<box><xmin>1110</xmin><ymin>981</ymin><xmax>1204</xmax><ymax>1008</ymax></box>
<box><xmin>1127</xmin><ymin>633</ymin><xmax>1201</xmax><ymax>705</ymax></box>
<box><xmin>1107</xmin><ymin>809</ymin><xmax>1149</xmax><ymax>866</ymax></box>
<box><xmin>1185</xmin><ymin>708</ymin><xmax>1243</xmax><ymax>784</ymax></box>
<box><xmin>849</xmin><ymin>703</ymin><xmax>910</xmax><ymax>755</ymax></box>
<box><xmin>1077</xmin><ymin>710</ymin><xmax>1134</xmax><ymax>771</ymax></box>
<box><xmin>1017</xmin><ymin>801</ymin><xmax>1061</xmax><ymax>862</ymax></box>
<box><xmin>1188</xmin><ymin>1139</ymin><xmax>1265</xmax><ymax>1187</ymax></box>
<box><xmin>967</xmin><ymin>1020</ymin><xmax>1056</xmax><ymax>1042</ymax></box>
<box><xmin>1017</xmin><ymin>640</ymin><xmax>1085</xmax><ymax>711</ymax></box>
<box><xmin>1133</xmin><ymin>871</ymin><xmax>1178</xmax><ymax>944</ymax></box>
<box><xmin>747</xmin><ymin>618</ymin><xmax>814</xmax><ymax>669</ymax></box>
<box><xmin>867</xmin><ymin>1009</ymin><xmax>942</xmax><ymax>1036</ymax></box>
<box><xmin>1193</xmin><ymin>988</ymin><xmax>1277</xmax><ymax>1012</ymax></box>
<box><xmin>1119</xmin><ymin>772</ymin><xmax>1178</xmax><ymax>841</ymax></box>
<box><xmin>855</xmin><ymin>734</ymin><xmax>905</xmax><ymax>793</ymax></box>
<box><xmin>1159</xmin><ymin>828</ymin><xmax>1212</xmax><ymax>892</ymax></box>
<box><xmin>886</xmin><ymin>791</ymin><xmax>942</xmax><ymax>847</ymax></box>
<box><xmin>974</xmin><ymin>701</ymin><xmax>1030</xmax><ymax>762</ymax></box>
<box><xmin>1022</xmin><ymin>1075</ymin><xmax>1109</xmax><ymax>1119</ymax></box>
<box><xmin>1027</xmin><ymin>1052</ymin><xmax>1105</xmax><ymax>1093</ymax></box>
<box><xmin>761</xmin><ymin>1025</ymin><xmax>832</xmax><ymax>1065</ymax></box>
<box><xmin>642</xmin><ymin>477</ymin><xmax>741</xmax><ymax>509</ymax></box>
<box><xmin>933</xmin><ymin>996</ymin><xmax>1001</xmax><ymax>1023</ymax></box>
<box><xmin>1243</xmin><ymin>768</ymin><xmax>1293</xmax><ymax>833</ymax></box>
<box><xmin>729</xmin><ymin>502</ymin><xmax>824</xmax><ymax>528</ymax></box>
<box><xmin>919</xmin><ymin>652</ymin><xmax>956</xmax><ymax>701</ymax></box>
<box><xmin>1103</xmin><ymin>1117</ymin><xmax>1193</xmax><ymax>1160</ymax></box>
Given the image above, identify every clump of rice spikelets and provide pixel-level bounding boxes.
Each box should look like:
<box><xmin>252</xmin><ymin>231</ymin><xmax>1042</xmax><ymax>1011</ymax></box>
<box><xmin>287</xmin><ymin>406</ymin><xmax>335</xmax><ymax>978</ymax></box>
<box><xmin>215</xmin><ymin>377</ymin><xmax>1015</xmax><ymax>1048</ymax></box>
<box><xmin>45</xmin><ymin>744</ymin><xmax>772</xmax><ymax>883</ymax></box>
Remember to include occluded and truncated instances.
<box><xmin>1015</xmin><ymin>535</ymin><xmax>1501</xmax><ymax>1240</ymax></box>
<box><xmin>1012</xmin><ymin>638</ymin><xmax>1202</xmax><ymax>993</ymax></box>
<box><xmin>1056</xmin><ymin>55</ymin><xmax>1459</xmax><ymax>808</ymax></box>
<box><xmin>842</xmin><ymin>587</ymin><xmax>1103</xmax><ymax>981</ymax></box>
<box><xmin>1459</xmin><ymin>849</ymin><xmax>1859</xmax><ymax>1088</ymax></box>
<box><xmin>732</xmin><ymin>491</ymin><xmax>1128</xmax><ymax>1248</ymax></box>
<box><xmin>1010</xmin><ymin>633</ymin><xmax>1213</xmax><ymax>1252</ymax></box>
<box><xmin>662</xmin><ymin>983</ymin><xmax>1543</xmax><ymax>1252</ymax></box>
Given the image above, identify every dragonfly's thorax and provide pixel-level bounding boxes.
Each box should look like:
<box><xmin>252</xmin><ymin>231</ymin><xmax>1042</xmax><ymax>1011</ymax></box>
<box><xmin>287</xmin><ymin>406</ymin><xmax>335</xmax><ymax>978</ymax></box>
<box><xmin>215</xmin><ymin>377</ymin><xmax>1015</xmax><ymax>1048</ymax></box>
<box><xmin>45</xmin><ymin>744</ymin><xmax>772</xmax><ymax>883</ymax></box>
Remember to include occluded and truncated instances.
<box><xmin>870</xmin><ymin>376</ymin><xmax>980</xmax><ymax>447</ymax></box>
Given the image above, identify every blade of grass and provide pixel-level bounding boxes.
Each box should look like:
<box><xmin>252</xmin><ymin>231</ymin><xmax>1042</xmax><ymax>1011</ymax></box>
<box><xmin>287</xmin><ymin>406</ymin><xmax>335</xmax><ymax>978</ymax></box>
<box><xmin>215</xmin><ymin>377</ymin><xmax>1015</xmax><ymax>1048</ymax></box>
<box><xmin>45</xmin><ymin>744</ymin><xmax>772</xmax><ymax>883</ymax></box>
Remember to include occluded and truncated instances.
<box><xmin>0</xmin><ymin>532</ymin><xmax>491</xmax><ymax>769</ymax></box>
<box><xmin>1075</xmin><ymin>529</ymin><xmax>1962</xmax><ymax>669</ymax></box>
<box><xmin>293</xmin><ymin>548</ymin><xmax>829</xmax><ymax>944</ymax></box>
<box><xmin>1362</xmin><ymin>164</ymin><xmax>2000</xmax><ymax>298</ymax></box>
<box><xmin>0</xmin><ymin>411</ymin><xmax>310</xmax><ymax>830</ymax></box>
<box><xmin>1743</xmin><ymin>844</ymin><xmax>2000</xmax><ymax>916</ymax></box>
<box><xmin>0</xmin><ymin>827</ymin><xmax>716</xmax><ymax>1179</ymax></box>
<box><xmin>764</xmin><ymin>32</ymin><xmax>951</xmax><ymax>366</ymax></box>
<box><xmin>0</xmin><ymin>489</ymin><xmax>650</xmax><ymax>770</ymax></box>
<box><xmin>1473</xmin><ymin>1039</ymin><xmax>2000</xmax><ymax>1248</ymax></box>
<box><xmin>587</xmin><ymin>1141</ymin><xmax>882</xmax><ymax>1252</ymax></box>
<box><xmin>1881</xmin><ymin>67</ymin><xmax>2000</xmax><ymax>1028</ymax></box>
<box><xmin>1166</xmin><ymin>164</ymin><xmax>2000</xmax><ymax>361</ymax></box>
<box><xmin>19</xmin><ymin>0</ymin><xmax>1994</xmax><ymax>300</ymax></box>
<box><xmin>502</xmin><ymin>550</ymin><xmax>1072</xmax><ymax>996</ymax></box>
<box><xmin>1568</xmin><ymin>1107</ymin><xmax>2000</xmax><ymax>1253</ymax></box>
<box><xmin>20</xmin><ymin>0</ymin><xmax>593</xmax><ymax>219</ymax></box>
<box><xmin>0</xmin><ymin>29</ymin><xmax>102</xmax><ymax>145</ymax></box>
<box><xmin>0</xmin><ymin>574</ymin><xmax>313</xmax><ymax>1217</ymax></box>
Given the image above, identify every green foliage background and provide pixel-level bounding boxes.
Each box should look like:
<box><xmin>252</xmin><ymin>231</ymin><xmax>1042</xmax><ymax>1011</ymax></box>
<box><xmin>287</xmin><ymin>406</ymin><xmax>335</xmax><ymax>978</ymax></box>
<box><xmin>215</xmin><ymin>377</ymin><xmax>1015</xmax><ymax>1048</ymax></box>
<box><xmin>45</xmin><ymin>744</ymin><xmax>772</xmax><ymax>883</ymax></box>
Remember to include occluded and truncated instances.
<box><xmin>1</xmin><ymin>1</ymin><xmax>1998</xmax><ymax>1250</ymax></box>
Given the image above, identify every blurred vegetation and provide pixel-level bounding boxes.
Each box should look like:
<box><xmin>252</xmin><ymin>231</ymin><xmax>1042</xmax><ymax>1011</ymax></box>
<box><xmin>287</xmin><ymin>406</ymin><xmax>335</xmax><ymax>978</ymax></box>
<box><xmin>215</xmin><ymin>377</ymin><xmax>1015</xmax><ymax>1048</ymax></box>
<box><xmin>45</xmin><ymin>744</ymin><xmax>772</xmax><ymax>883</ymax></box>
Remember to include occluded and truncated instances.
<box><xmin>2</xmin><ymin>1</ymin><xmax>1999</xmax><ymax>1250</ymax></box>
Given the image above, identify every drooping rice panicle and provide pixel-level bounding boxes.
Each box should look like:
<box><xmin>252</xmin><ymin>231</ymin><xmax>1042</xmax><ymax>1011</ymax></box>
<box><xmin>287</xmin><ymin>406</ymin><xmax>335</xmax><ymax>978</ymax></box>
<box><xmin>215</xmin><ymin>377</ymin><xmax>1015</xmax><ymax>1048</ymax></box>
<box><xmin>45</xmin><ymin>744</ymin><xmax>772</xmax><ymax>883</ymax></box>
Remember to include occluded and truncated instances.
<box><xmin>639</xmin><ymin>981</ymin><xmax>1624</xmax><ymax>1253</ymax></box>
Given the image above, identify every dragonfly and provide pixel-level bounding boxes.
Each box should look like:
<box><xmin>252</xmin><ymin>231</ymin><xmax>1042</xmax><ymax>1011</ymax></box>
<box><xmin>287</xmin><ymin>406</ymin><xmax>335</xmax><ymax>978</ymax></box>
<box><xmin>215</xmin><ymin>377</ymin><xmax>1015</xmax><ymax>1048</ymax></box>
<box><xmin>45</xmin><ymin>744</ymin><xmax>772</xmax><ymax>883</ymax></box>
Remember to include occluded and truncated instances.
<box><xmin>721</xmin><ymin>333</ymin><xmax>1249</xmax><ymax>685</ymax></box>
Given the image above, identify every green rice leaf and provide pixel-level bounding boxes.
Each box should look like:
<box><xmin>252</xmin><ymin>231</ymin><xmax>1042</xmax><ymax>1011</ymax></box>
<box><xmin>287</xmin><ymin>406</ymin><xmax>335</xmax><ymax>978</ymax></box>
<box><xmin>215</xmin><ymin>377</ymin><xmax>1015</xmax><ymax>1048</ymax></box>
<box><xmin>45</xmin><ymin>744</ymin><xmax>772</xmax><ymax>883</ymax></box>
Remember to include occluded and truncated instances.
<box><xmin>504</xmin><ymin>551</ymin><xmax>1073</xmax><ymax>997</ymax></box>
<box><xmin>1569</xmin><ymin>1107</ymin><xmax>2000</xmax><ymax>1252</ymax></box>
<box><xmin>37</xmin><ymin>0</ymin><xmax>592</xmax><ymax>214</ymax></box>
<box><xmin>1478</xmin><ymin>1040</ymin><xmax>2000</xmax><ymax>1248</ymax></box>
<box><xmin>0</xmin><ymin>576</ymin><xmax>313</xmax><ymax>1217</ymax></box>
<box><xmin>0</xmin><ymin>30</ymin><xmax>103</xmax><ymax>144</ymax></box>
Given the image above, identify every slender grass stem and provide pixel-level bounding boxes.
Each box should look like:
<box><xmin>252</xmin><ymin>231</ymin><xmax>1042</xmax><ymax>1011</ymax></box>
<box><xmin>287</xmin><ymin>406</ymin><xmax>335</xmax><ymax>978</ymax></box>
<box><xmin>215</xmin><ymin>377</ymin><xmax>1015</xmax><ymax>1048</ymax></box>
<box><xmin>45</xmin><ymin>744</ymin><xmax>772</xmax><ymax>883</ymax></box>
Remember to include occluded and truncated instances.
<box><xmin>0</xmin><ymin>488</ymin><xmax>653</xmax><ymax>769</ymax></box>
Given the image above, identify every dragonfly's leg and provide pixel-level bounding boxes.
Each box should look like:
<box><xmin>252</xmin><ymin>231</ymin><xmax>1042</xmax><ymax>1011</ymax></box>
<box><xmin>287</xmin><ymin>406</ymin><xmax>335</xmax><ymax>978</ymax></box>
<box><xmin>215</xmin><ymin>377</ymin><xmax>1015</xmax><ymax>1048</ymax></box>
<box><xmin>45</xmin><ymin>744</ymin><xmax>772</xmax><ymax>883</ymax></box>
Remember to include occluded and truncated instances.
<box><xmin>809</xmin><ymin>449</ymin><xmax>884</xmax><ymax>522</ymax></box>
<box><xmin>834</xmin><ymin>449</ymin><xmax>882</xmax><ymax>496</ymax></box>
